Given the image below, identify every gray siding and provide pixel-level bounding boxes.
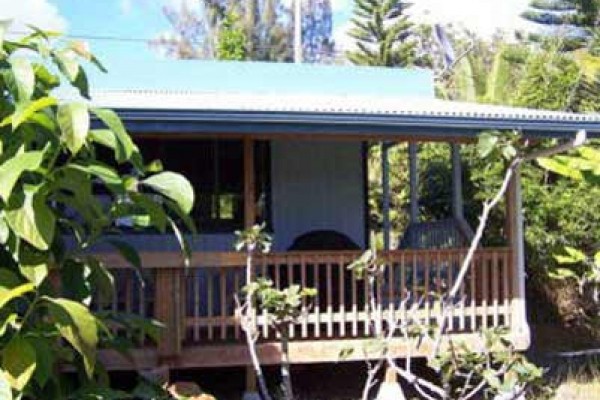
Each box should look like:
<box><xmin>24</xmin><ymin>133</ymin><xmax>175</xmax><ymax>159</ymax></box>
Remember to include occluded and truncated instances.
<box><xmin>271</xmin><ymin>140</ymin><xmax>365</xmax><ymax>251</ymax></box>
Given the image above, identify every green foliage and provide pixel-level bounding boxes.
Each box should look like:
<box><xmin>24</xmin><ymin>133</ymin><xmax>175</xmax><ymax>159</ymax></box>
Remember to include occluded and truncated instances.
<box><xmin>234</xmin><ymin>223</ymin><xmax>272</xmax><ymax>253</ymax></box>
<box><xmin>346</xmin><ymin>0</ymin><xmax>420</xmax><ymax>67</ymax></box>
<box><xmin>216</xmin><ymin>12</ymin><xmax>247</xmax><ymax>61</ymax></box>
<box><xmin>0</xmin><ymin>26</ymin><xmax>194</xmax><ymax>398</ymax></box>
<box><xmin>514</xmin><ymin>46</ymin><xmax>582</xmax><ymax>110</ymax></box>
<box><xmin>245</xmin><ymin>279</ymin><xmax>316</xmax><ymax>327</ymax></box>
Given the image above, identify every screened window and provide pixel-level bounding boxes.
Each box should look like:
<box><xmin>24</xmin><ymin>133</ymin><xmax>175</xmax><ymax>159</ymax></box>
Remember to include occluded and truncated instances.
<box><xmin>135</xmin><ymin>138</ymin><xmax>271</xmax><ymax>233</ymax></box>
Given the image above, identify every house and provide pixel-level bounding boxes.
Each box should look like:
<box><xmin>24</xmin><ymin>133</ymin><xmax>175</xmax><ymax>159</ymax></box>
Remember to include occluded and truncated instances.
<box><xmin>87</xmin><ymin>61</ymin><xmax>600</xmax><ymax>377</ymax></box>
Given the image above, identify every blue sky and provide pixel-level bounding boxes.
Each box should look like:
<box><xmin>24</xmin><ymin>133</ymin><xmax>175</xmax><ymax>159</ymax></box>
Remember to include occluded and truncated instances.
<box><xmin>0</xmin><ymin>0</ymin><xmax>533</xmax><ymax>89</ymax></box>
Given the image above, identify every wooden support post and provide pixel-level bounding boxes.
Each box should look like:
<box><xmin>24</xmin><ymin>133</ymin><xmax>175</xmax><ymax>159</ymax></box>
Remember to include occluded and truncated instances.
<box><xmin>451</xmin><ymin>143</ymin><xmax>463</xmax><ymax>220</ymax></box>
<box><xmin>155</xmin><ymin>268</ymin><xmax>183</xmax><ymax>362</ymax></box>
<box><xmin>244</xmin><ymin>138</ymin><xmax>256</xmax><ymax>229</ymax></box>
<box><xmin>505</xmin><ymin>166</ymin><xmax>530</xmax><ymax>344</ymax></box>
<box><xmin>408</xmin><ymin>143</ymin><xmax>419</xmax><ymax>225</ymax></box>
<box><xmin>382</xmin><ymin>142</ymin><xmax>391</xmax><ymax>250</ymax></box>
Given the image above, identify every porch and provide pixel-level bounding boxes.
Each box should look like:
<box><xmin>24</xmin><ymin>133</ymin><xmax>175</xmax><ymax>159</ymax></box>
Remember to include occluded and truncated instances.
<box><xmin>95</xmin><ymin>244</ymin><xmax>526</xmax><ymax>370</ymax></box>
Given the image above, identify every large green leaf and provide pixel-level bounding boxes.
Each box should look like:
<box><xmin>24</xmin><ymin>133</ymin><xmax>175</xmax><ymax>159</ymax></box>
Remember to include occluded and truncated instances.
<box><xmin>91</xmin><ymin>108</ymin><xmax>134</xmax><ymax>163</ymax></box>
<box><xmin>477</xmin><ymin>132</ymin><xmax>499</xmax><ymax>158</ymax></box>
<box><xmin>45</xmin><ymin>297</ymin><xmax>98</xmax><ymax>378</ymax></box>
<box><xmin>0</xmin><ymin>282</ymin><xmax>34</xmax><ymax>309</ymax></box>
<box><xmin>54</xmin><ymin>49</ymin><xmax>79</xmax><ymax>82</ymax></box>
<box><xmin>57</xmin><ymin>102</ymin><xmax>89</xmax><ymax>155</ymax></box>
<box><xmin>0</xmin><ymin>368</ymin><xmax>12</xmax><ymax>400</ymax></box>
<box><xmin>2</xmin><ymin>335</ymin><xmax>36</xmax><ymax>391</ymax></box>
<box><xmin>130</xmin><ymin>192</ymin><xmax>167</xmax><ymax>233</ymax></box>
<box><xmin>0</xmin><ymin>20</ymin><xmax>11</xmax><ymax>50</ymax></box>
<box><xmin>142</xmin><ymin>172</ymin><xmax>194</xmax><ymax>215</ymax></box>
<box><xmin>28</xmin><ymin>337</ymin><xmax>52</xmax><ymax>388</ymax></box>
<box><xmin>0</xmin><ymin>150</ymin><xmax>45</xmax><ymax>202</ymax></box>
<box><xmin>538</xmin><ymin>157</ymin><xmax>584</xmax><ymax>180</ymax></box>
<box><xmin>0</xmin><ymin>96</ymin><xmax>57</xmax><ymax>130</ymax></box>
<box><xmin>5</xmin><ymin>189</ymin><xmax>56</xmax><ymax>251</ymax></box>
<box><xmin>10</xmin><ymin>58</ymin><xmax>34</xmax><ymax>101</ymax></box>
<box><xmin>19</xmin><ymin>263</ymin><xmax>48</xmax><ymax>287</ymax></box>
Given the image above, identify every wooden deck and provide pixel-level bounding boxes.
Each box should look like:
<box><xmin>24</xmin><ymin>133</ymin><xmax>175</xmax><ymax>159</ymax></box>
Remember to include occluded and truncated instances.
<box><xmin>94</xmin><ymin>247</ymin><xmax>528</xmax><ymax>370</ymax></box>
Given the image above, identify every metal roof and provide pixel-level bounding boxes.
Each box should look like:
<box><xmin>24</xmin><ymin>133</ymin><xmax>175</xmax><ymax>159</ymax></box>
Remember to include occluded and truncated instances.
<box><xmin>88</xmin><ymin>89</ymin><xmax>600</xmax><ymax>139</ymax></box>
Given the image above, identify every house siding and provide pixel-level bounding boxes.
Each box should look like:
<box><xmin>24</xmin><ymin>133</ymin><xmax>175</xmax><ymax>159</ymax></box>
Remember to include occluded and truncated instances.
<box><xmin>270</xmin><ymin>140</ymin><xmax>365</xmax><ymax>251</ymax></box>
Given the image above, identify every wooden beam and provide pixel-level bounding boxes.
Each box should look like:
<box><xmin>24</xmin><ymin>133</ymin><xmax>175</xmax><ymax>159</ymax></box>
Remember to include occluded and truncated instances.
<box><xmin>244</xmin><ymin>137</ymin><xmax>256</xmax><ymax>229</ymax></box>
<box><xmin>95</xmin><ymin>331</ymin><xmax>531</xmax><ymax>371</ymax></box>
<box><xmin>382</xmin><ymin>142</ymin><xmax>391</xmax><ymax>250</ymax></box>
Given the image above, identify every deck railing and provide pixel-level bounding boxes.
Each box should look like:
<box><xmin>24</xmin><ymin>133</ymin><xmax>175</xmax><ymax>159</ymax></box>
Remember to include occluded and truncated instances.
<box><xmin>95</xmin><ymin>247</ymin><xmax>514</xmax><ymax>358</ymax></box>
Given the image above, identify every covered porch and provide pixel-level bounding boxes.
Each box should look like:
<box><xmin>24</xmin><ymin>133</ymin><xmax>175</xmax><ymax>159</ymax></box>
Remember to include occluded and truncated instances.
<box><xmin>86</xmin><ymin>64</ymin><xmax>600</xmax><ymax>370</ymax></box>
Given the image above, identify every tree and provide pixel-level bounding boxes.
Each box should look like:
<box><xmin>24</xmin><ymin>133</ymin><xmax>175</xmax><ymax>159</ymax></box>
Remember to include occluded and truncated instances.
<box><xmin>522</xmin><ymin>0</ymin><xmax>600</xmax><ymax>48</ymax></box>
<box><xmin>153</xmin><ymin>0</ymin><xmax>293</xmax><ymax>62</ymax></box>
<box><xmin>216</xmin><ymin>11</ymin><xmax>247</xmax><ymax>60</ymax></box>
<box><xmin>302</xmin><ymin>0</ymin><xmax>335</xmax><ymax>63</ymax></box>
<box><xmin>346</xmin><ymin>0</ymin><xmax>419</xmax><ymax>67</ymax></box>
<box><xmin>0</xmin><ymin>25</ymin><xmax>194</xmax><ymax>398</ymax></box>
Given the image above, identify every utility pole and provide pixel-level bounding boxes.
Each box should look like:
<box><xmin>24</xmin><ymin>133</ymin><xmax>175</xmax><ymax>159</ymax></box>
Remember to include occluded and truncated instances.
<box><xmin>294</xmin><ymin>0</ymin><xmax>302</xmax><ymax>63</ymax></box>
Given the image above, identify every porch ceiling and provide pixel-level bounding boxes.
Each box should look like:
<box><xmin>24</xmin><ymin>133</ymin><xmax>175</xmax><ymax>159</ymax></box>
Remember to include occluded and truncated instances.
<box><xmin>89</xmin><ymin>90</ymin><xmax>600</xmax><ymax>139</ymax></box>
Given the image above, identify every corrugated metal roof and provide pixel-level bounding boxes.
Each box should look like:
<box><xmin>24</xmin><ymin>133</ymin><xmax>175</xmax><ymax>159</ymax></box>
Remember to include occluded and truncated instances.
<box><xmin>84</xmin><ymin>89</ymin><xmax>600</xmax><ymax>139</ymax></box>
<box><xmin>89</xmin><ymin>89</ymin><xmax>600</xmax><ymax>123</ymax></box>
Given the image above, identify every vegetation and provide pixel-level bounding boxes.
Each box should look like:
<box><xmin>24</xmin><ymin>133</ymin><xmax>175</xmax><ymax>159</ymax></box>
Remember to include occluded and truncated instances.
<box><xmin>0</xmin><ymin>26</ymin><xmax>194</xmax><ymax>398</ymax></box>
<box><xmin>346</xmin><ymin>0</ymin><xmax>421</xmax><ymax>67</ymax></box>
<box><xmin>153</xmin><ymin>0</ymin><xmax>293</xmax><ymax>61</ymax></box>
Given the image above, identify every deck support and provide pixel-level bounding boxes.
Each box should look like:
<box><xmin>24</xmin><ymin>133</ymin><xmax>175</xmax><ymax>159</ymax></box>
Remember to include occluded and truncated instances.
<box><xmin>506</xmin><ymin>166</ymin><xmax>530</xmax><ymax>343</ymax></box>
<box><xmin>408</xmin><ymin>143</ymin><xmax>419</xmax><ymax>224</ymax></box>
<box><xmin>155</xmin><ymin>268</ymin><xmax>184</xmax><ymax>363</ymax></box>
<box><xmin>244</xmin><ymin>138</ymin><xmax>256</xmax><ymax>229</ymax></box>
<box><xmin>451</xmin><ymin>144</ymin><xmax>473</xmax><ymax>240</ymax></box>
<box><xmin>382</xmin><ymin>142</ymin><xmax>391</xmax><ymax>250</ymax></box>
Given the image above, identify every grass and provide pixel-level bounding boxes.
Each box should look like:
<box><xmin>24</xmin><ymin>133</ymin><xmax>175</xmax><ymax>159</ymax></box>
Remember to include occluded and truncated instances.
<box><xmin>537</xmin><ymin>356</ymin><xmax>600</xmax><ymax>400</ymax></box>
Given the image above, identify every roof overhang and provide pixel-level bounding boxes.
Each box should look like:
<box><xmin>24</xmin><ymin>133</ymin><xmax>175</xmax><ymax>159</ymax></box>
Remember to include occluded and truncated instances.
<box><xmin>88</xmin><ymin>90</ymin><xmax>600</xmax><ymax>140</ymax></box>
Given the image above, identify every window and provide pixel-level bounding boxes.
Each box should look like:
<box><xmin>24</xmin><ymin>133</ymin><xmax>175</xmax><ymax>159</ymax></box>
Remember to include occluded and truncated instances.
<box><xmin>135</xmin><ymin>138</ymin><xmax>271</xmax><ymax>233</ymax></box>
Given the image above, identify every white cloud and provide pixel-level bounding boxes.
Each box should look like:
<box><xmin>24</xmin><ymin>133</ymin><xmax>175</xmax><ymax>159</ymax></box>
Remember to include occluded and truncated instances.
<box><xmin>0</xmin><ymin>0</ymin><xmax>67</xmax><ymax>34</ymax></box>
<box><xmin>333</xmin><ymin>19</ymin><xmax>355</xmax><ymax>52</ymax></box>
<box><xmin>282</xmin><ymin>0</ymin><xmax>350</xmax><ymax>13</ymax></box>
<box><xmin>409</xmin><ymin>0</ymin><xmax>535</xmax><ymax>38</ymax></box>
<box><xmin>120</xmin><ymin>0</ymin><xmax>133</xmax><ymax>15</ymax></box>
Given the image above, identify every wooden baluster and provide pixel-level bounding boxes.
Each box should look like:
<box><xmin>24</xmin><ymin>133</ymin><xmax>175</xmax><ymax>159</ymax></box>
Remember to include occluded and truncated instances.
<box><xmin>436</xmin><ymin>251</ymin><xmax>442</xmax><ymax>328</ymax></box>
<box><xmin>193</xmin><ymin>269</ymin><xmax>200</xmax><ymax>342</ymax></box>
<box><xmin>424</xmin><ymin>252</ymin><xmax>430</xmax><ymax>324</ymax></box>
<box><xmin>412</xmin><ymin>253</ymin><xmax>418</xmax><ymax>305</ymax></box>
<box><xmin>458</xmin><ymin>251</ymin><xmax>465</xmax><ymax>331</ymax></box>
<box><xmin>401</xmin><ymin>252</ymin><xmax>406</xmax><ymax>321</ymax></box>
<box><xmin>207</xmin><ymin>271</ymin><xmax>214</xmax><ymax>341</ymax></box>
<box><xmin>363</xmin><ymin>270</ymin><xmax>370</xmax><ymax>336</ymax></box>
<box><xmin>492</xmin><ymin>251</ymin><xmax>500</xmax><ymax>327</ymax></box>
<box><xmin>388</xmin><ymin>255</ymin><xmax>395</xmax><ymax>325</ymax></box>
<box><xmin>261</xmin><ymin>257</ymin><xmax>269</xmax><ymax>338</ymax></box>
<box><xmin>502</xmin><ymin>250</ymin><xmax>510</xmax><ymax>327</ymax></box>
<box><xmin>339</xmin><ymin>256</ymin><xmax>346</xmax><ymax>337</ymax></box>
<box><xmin>351</xmin><ymin>264</ymin><xmax>358</xmax><ymax>337</ymax></box>
<box><xmin>314</xmin><ymin>262</ymin><xmax>321</xmax><ymax>338</ymax></box>
<box><xmin>220</xmin><ymin>268</ymin><xmax>227</xmax><ymax>340</ymax></box>
<box><xmin>327</xmin><ymin>260</ymin><xmax>333</xmax><ymax>337</ymax></box>
<box><xmin>470</xmin><ymin>255</ymin><xmax>477</xmax><ymax>332</ymax></box>
<box><xmin>376</xmin><ymin>257</ymin><xmax>383</xmax><ymax>334</ymax></box>
<box><xmin>138</xmin><ymin>271</ymin><xmax>146</xmax><ymax>345</ymax></box>
<box><xmin>234</xmin><ymin>269</ymin><xmax>241</xmax><ymax>340</ymax></box>
<box><xmin>288</xmin><ymin>256</ymin><xmax>296</xmax><ymax>338</ymax></box>
<box><xmin>301</xmin><ymin>255</ymin><xmax>308</xmax><ymax>338</ymax></box>
<box><xmin>482</xmin><ymin>254</ymin><xmax>489</xmax><ymax>330</ymax></box>
<box><xmin>125</xmin><ymin>273</ymin><xmax>133</xmax><ymax>339</ymax></box>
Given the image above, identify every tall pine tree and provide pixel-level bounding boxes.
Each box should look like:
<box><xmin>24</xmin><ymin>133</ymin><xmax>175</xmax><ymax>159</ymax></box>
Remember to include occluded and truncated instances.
<box><xmin>346</xmin><ymin>0</ymin><xmax>418</xmax><ymax>67</ymax></box>
<box><xmin>522</xmin><ymin>0</ymin><xmax>600</xmax><ymax>47</ymax></box>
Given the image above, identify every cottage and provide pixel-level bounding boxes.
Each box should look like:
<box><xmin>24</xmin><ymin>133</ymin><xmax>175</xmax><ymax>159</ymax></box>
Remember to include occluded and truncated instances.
<box><xmin>87</xmin><ymin>61</ymin><xmax>600</xmax><ymax>376</ymax></box>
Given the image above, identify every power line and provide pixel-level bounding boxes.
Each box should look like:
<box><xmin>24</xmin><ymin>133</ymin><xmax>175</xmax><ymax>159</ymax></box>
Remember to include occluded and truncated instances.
<box><xmin>7</xmin><ymin>29</ymin><xmax>351</xmax><ymax>58</ymax></box>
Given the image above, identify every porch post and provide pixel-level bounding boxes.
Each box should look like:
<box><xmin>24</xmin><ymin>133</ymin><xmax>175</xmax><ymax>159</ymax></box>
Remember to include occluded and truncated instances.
<box><xmin>408</xmin><ymin>143</ymin><xmax>419</xmax><ymax>224</ymax></box>
<box><xmin>506</xmin><ymin>166</ymin><xmax>530</xmax><ymax>346</ymax></box>
<box><xmin>382</xmin><ymin>142</ymin><xmax>391</xmax><ymax>250</ymax></box>
<box><xmin>451</xmin><ymin>144</ymin><xmax>464</xmax><ymax>220</ymax></box>
<box><xmin>244</xmin><ymin>138</ymin><xmax>256</xmax><ymax>229</ymax></box>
